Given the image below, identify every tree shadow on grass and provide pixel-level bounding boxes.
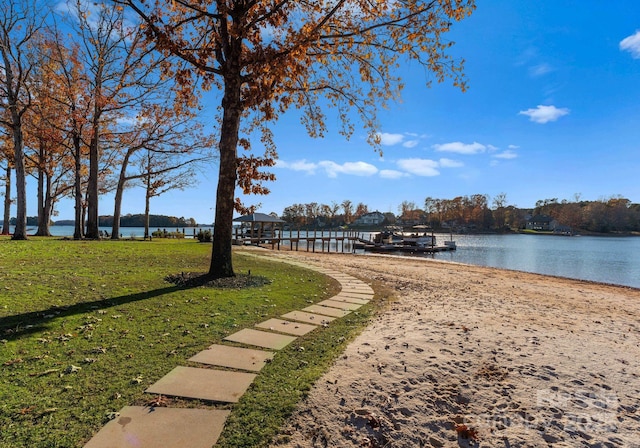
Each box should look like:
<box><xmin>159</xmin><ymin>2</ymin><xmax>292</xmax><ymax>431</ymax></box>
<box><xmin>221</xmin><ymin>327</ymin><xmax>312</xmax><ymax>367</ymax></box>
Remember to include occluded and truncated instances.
<box><xmin>0</xmin><ymin>285</ymin><xmax>185</xmax><ymax>342</ymax></box>
<box><xmin>1</xmin><ymin>272</ymin><xmax>271</xmax><ymax>343</ymax></box>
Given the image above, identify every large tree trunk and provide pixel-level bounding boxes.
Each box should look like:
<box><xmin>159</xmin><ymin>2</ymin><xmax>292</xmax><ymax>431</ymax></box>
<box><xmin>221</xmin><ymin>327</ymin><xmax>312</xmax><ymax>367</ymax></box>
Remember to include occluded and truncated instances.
<box><xmin>85</xmin><ymin>127</ymin><xmax>100</xmax><ymax>239</ymax></box>
<box><xmin>1</xmin><ymin>165</ymin><xmax>10</xmax><ymax>235</ymax></box>
<box><xmin>73</xmin><ymin>135</ymin><xmax>84</xmax><ymax>240</ymax></box>
<box><xmin>86</xmin><ymin>73</ymin><xmax>102</xmax><ymax>240</ymax></box>
<box><xmin>11</xmin><ymin>120</ymin><xmax>27</xmax><ymax>240</ymax></box>
<box><xmin>209</xmin><ymin>74</ymin><xmax>242</xmax><ymax>278</ymax></box>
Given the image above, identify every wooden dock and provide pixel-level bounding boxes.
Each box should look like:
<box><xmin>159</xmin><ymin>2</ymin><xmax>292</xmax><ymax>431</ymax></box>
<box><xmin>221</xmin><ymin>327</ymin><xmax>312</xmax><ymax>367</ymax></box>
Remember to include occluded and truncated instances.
<box><xmin>233</xmin><ymin>229</ymin><xmax>369</xmax><ymax>253</ymax></box>
<box><xmin>233</xmin><ymin>228</ymin><xmax>456</xmax><ymax>255</ymax></box>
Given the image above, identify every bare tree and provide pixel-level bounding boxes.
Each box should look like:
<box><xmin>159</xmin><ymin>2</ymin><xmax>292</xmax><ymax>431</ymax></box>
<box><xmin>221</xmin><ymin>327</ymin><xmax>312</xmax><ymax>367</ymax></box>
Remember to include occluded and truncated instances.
<box><xmin>109</xmin><ymin>103</ymin><xmax>214</xmax><ymax>239</ymax></box>
<box><xmin>138</xmin><ymin>149</ymin><xmax>199</xmax><ymax>240</ymax></box>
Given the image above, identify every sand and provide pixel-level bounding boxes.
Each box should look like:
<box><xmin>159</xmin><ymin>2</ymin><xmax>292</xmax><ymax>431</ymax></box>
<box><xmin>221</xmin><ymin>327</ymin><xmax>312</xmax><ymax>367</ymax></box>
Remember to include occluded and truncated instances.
<box><xmin>259</xmin><ymin>250</ymin><xmax>640</xmax><ymax>448</ymax></box>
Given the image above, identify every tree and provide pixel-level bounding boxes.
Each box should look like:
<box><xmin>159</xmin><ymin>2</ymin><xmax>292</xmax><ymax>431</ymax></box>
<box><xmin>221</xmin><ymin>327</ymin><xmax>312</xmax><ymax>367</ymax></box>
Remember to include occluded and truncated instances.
<box><xmin>139</xmin><ymin>149</ymin><xmax>199</xmax><ymax>239</ymax></box>
<box><xmin>0</xmin><ymin>0</ymin><xmax>45</xmax><ymax>239</ymax></box>
<box><xmin>399</xmin><ymin>200</ymin><xmax>416</xmax><ymax>222</ymax></box>
<box><xmin>65</xmin><ymin>1</ymin><xmax>167</xmax><ymax>239</ymax></box>
<box><xmin>111</xmin><ymin>104</ymin><xmax>213</xmax><ymax>239</ymax></box>
<box><xmin>341</xmin><ymin>200</ymin><xmax>354</xmax><ymax>225</ymax></box>
<box><xmin>1</xmin><ymin>129</ymin><xmax>13</xmax><ymax>235</ymax></box>
<box><xmin>492</xmin><ymin>192</ymin><xmax>508</xmax><ymax>230</ymax></box>
<box><xmin>39</xmin><ymin>29</ymin><xmax>93</xmax><ymax>239</ymax></box>
<box><xmin>24</xmin><ymin>36</ymin><xmax>78</xmax><ymax>236</ymax></box>
<box><xmin>124</xmin><ymin>0</ymin><xmax>475</xmax><ymax>277</ymax></box>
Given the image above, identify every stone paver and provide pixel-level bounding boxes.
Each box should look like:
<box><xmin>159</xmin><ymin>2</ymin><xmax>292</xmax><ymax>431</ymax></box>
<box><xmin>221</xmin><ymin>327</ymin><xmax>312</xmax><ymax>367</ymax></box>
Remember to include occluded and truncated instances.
<box><xmin>83</xmin><ymin>253</ymin><xmax>378</xmax><ymax>448</ymax></box>
<box><xmin>302</xmin><ymin>304</ymin><xmax>351</xmax><ymax>318</ymax></box>
<box><xmin>84</xmin><ymin>406</ymin><xmax>229</xmax><ymax>448</ymax></box>
<box><xmin>189</xmin><ymin>344</ymin><xmax>274</xmax><ymax>372</ymax></box>
<box><xmin>317</xmin><ymin>299</ymin><xmax>363</xmax><ymax>311</ymax></box>
<box><xmin>338</xmin><ymin>291</ymin><xmax>374</xmax><ymax>300</ymax></box>
<box><xmin>342</xmin><ymin>286</ymin><xmax>374</xmax><ymax>293</ymax></box>
<box><xmin>256</xmin><ymin>318</ymin><xmax>318</xmax><ymax>336</ymax></box>
<box><xmin>224</xmin><ymin>328</ymin><xmax>297</xmax><ymax>350</ymax></box>
<box><xmin>145</xmin><ymin>366</ymin><xmax>256</xmax><ymax>403</ymax></box>
<box><xmin>281</xmin><ymin>310</ymin><xmax>335</xmax><ymax>325</ymax></box>
<box><xmin>330</xmin><ymin>294</ymin><xmax>370</xmax><ymax>305</ymax></box>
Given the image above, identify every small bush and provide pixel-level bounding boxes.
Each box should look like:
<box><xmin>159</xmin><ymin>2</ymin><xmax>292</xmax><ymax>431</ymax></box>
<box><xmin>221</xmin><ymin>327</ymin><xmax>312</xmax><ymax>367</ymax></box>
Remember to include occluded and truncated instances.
<box><xmin>197</xmin><ymin>229</ymin><xmax>212</xmax><ymax>242</ymax></box>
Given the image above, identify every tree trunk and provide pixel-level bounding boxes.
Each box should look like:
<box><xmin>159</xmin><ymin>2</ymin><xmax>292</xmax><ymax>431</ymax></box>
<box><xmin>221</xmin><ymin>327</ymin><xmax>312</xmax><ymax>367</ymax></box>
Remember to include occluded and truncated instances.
<box><xmin>11</xmin><ymin>119</ymin><xmax>28</xmax><ymax>240</ymax></box>
<box><xmin>209</xmin><ymin>74</ymin><xmax>242</xmax><ymax>278</ymax></box>
<box><xmin>35</xmin><ymin>150</ymin><xmax>51</xmax><ymax>236</ymax></box>
<box><xmin>1</xmin><ymin>165</ymin><xmax>10</xmax><ymax>235</ymax></box>
<box><xmin>86</xmin><ymin>72</ymin><xmax>103</xmax><ymax>240</ymax></box>
<box><xmin>41</xmin><ymin>173</ymin><xmax>53</xmax><ymax>236</ymax></box>
<box><xmin>73</xmin><ymin>135</ymin><xmax>84</xmax><ymax>240</ymax></box>
<box><xmin>111</xmin><ymin>150</ymin><xmax>133</xmax><ymax>240</ymax></box>
<box><xmin>85</xmin><ymin>126</ymin><xmax>100</xmax><ymax>239</ymax></box>
<box><xmin>144</xmin><ymin>180</ymin><xmax>151</xmax><ymax>240</ymax></box>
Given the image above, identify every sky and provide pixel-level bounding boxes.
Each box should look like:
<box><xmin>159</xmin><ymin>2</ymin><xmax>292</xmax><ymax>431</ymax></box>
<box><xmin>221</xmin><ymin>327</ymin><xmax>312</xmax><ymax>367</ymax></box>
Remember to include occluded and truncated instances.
<box><xmin>22</xmin><ymin>1</ymin><xmax>640</xmax><ymax>224</ymax></box>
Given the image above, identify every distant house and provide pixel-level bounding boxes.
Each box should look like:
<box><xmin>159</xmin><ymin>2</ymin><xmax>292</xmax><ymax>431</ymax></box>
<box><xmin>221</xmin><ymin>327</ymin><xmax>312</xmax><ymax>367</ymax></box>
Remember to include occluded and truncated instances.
<box><xmin>526</xmin><ymin>215</ymin><xmax>558</xmax><ymax>231</ymax></box>
<box><xmin>353</xmin><ymin>211</ymin><xmax>386</xmax><ymax>226</ymax></box>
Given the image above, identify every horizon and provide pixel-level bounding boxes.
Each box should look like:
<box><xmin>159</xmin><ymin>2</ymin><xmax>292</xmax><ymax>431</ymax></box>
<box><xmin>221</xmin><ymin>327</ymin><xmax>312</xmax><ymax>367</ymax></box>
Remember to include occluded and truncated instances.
<box><xmin>11</xmin><ymin>1</ymin><xmax>640</xmax><ymax>224</ymax></box>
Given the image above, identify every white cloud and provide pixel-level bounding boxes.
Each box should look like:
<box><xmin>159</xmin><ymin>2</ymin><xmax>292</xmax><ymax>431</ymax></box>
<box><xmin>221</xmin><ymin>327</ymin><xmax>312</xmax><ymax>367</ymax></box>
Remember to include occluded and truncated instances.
<box><xmin>508</xmin><ymin>144</ymin><xmax>520</xmax><ymax>149</ymax></box>
<box><xmin>529</xmin><ymin>63</ymin><xmax>553</xmax><ymax>77</ymax></box>
<box><xmin>518</xmin><ymin>105</ymin><xmax>570</xmax><ymax>124</ymax></box>
<box><xmin>379</xmin><ymin>169</ymin><xmax>408</xmax><ymax>179</ymax></box>
<box><xmin>402</xmin><ymin>140</ymin><xmax>419</xmax><ymax>148</ymax></box>
<box><xmin>620</xmin><ymin>30</ymin><xmax>640</xmax><ymax>59</ymax></box>
<box><xmin>275</xmin><ymin>159</ymin><xmax>317</xmax><ymax>174</ymax></box>
<box><xmin>397</xmin><ymin>158</ymin><xmax>440</xmax><ymax>177</ymax></box>
<box><xmin>438</xmin><ymin>158</ymin><xmax>464</xmax><ymax>168</ymax></box>
<box><xmin>318</xmin><ymin>161</ymin><xmax>378</xmax><ymax>178</ymax></box>
<box><xmin>377</xmin><ymin>132</ymin><xmax>405</xmax><ymax>146</ymax></box>
<box><xmin>492</xmin><ymin>150</ymin><xmax>518</xmax><ymax>160</ymax></box>
<box><xmin>432</xmin><ymin>141</ymin><xmax>487</xmax><ymax>155</ymax></box>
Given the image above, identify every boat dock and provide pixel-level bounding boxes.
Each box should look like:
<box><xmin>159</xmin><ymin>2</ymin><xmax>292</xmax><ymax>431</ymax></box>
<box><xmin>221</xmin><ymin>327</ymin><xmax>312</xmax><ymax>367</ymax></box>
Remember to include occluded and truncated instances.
<box><xmin>233</xmin><ymin>228</ymin><xmax>368</xmax><ymax>253</ymax></box>
<box><xmin>233</xmin><ymin>228</ymin><xmax>456</xmax><ymax>254</ymax></box>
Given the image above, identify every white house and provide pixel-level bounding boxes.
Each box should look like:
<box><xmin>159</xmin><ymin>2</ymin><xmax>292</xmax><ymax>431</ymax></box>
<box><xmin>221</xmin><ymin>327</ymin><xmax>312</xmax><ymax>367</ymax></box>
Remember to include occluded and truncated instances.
<box><xmin>353</xmin><ymin>211</ymin><xmax>386</xmax><ymax>226</ymax></box>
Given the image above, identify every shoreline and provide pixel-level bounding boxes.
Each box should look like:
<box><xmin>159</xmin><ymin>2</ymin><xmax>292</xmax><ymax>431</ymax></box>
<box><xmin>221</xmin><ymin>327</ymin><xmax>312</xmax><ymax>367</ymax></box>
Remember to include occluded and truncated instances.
<box><xmin>255</xmin><ymin>249</ymin><xmax>640</xmax><ymax>448</ymax></box>
<box><xmin>354</xmin><ymin>251</ymin><xmax>640</xmax><ymax>292</ymax></box>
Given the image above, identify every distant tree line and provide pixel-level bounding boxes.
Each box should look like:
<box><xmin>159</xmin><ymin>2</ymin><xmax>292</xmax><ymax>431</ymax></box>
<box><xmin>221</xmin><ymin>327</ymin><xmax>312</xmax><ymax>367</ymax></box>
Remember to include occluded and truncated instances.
<box><xmin>3</xmin><ymin>214</ymin><xmax>198</xmax><ymax>228</ymax></box>
<box><xmin>277</xmin><ymin>194</ymin><xmax>640</xmax><ymax>234</ymax></box>
<box><xmin>97</xmin><ymin>214</ymin><xmax>197</xmax><ymax>228</ymax></box>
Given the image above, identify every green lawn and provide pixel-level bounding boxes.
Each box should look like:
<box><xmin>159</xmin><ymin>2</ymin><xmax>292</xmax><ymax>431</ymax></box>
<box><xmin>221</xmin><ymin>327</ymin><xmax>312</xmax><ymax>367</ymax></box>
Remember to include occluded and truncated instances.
<box><xmin>0</xmin><ymin>238</ymin><xmax>378</xmax><ymax>448</ymax></box>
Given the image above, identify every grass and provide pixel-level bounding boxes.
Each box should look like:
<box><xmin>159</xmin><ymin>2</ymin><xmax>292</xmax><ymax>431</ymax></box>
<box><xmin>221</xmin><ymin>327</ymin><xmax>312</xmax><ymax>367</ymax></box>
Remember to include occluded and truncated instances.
<box><xmin>0</xmin><ymin>237</ymin><xmax>380</xmax><ymax>448</ymax></box>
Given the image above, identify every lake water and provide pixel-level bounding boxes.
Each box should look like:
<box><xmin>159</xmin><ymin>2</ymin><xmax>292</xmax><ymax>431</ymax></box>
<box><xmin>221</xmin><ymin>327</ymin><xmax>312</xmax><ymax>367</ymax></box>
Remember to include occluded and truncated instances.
<box><xmin>408</xmin><ymin>233</ymin><xmax>640</xmax><ymax>290</ymax></box>
<box><xmin>8</xmin><ymin>226</ymin><xmax>640</xmax><ymax>289</ymax></box>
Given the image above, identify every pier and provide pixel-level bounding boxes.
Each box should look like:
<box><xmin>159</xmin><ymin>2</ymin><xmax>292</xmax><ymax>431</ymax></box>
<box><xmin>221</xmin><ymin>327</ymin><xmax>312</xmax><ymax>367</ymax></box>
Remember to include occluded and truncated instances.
<box><xmin>233</xmin><ymin>228</ymin><xmax>368</xmax><ymax>253</ymax></box>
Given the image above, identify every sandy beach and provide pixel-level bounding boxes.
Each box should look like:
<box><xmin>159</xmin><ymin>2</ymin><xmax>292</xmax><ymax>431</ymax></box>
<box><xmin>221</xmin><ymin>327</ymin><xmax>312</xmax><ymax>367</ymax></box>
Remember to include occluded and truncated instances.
<box><xmin>259</xmin><ymin>250</ymin><xmax>640</xmax><ymax>448</ymax></box>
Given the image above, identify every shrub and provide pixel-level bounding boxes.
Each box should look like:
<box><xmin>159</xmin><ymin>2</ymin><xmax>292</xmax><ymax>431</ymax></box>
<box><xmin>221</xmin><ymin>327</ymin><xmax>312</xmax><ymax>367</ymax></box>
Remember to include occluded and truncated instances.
<box><xmin>197</xmin><ymin>229</ymin><xmax>212</xmax><ymax>242</ymax></box>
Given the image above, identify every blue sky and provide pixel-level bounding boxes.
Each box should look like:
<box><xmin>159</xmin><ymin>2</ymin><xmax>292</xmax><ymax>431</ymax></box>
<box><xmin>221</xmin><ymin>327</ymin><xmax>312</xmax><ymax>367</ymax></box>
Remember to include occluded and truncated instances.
<box><xmin>37</xmin><ymin>1</ymin><xmax>640</xmax><ymax>224</ymax></box>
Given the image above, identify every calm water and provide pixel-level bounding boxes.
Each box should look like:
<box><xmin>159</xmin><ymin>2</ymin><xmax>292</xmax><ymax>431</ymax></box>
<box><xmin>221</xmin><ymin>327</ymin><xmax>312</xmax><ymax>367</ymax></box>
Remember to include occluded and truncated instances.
<box><xmin>9</xmin><ymin>226</ymin><xmax>640</xmax><ymax>289</ymax></box>
<box><xmin>424</xmin><ymin>233</ymin><xmax>640</xmax><ymax>289</ymax></box>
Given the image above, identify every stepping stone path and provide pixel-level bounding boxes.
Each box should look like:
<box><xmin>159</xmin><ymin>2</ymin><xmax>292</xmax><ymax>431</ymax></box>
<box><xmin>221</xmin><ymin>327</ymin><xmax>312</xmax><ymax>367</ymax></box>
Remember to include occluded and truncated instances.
<box><xmin>84</xmin><ymin>254</ymin><xmax>375</xmax><ymax>447</ymax></box>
